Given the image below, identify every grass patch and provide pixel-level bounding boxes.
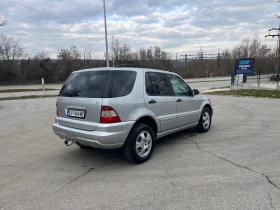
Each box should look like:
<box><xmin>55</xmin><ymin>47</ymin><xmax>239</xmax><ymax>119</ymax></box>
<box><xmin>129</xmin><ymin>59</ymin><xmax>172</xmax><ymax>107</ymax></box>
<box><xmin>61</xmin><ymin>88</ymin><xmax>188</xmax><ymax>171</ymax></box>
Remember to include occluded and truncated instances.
<box><xmin>207</xmin><ymin>89</ymin><xmax>280</xmax><ymax>99</ymax></box>
<box><xmin>0</xmin><ymin>88</ymin><xmax>58</xmax><ymax>93</ymax></box>
<box><xmin>0</xmin><ymin>95</ymin><xmax>58</xmax><ymax>101</ymax></box>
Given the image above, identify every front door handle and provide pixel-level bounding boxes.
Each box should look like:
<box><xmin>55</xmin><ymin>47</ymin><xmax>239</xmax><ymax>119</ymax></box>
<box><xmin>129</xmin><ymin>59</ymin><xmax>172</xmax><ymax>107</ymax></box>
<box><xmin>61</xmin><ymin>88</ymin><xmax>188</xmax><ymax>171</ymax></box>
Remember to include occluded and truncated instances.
<box><xmin>148</xmin><ymin>99</ymin><xmax>157</xmax><ymax>104</ymax></box>
<box><xmin>177</xmin><ymin>98</ymin><xmax>182</xmax><ymax>102</ymax></box>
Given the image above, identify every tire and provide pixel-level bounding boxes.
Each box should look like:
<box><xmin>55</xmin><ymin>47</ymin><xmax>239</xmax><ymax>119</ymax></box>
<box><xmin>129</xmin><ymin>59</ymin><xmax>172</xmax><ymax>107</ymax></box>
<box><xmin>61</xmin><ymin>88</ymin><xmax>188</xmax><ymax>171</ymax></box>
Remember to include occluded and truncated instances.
<box><xmin>195</xmin><ymin>107</ymin><xmax>212</xmax><ymax>133</ymax></box>
<box><xmin>123</xmin><ymin>123</ymin><xmax>155</xmax><ymax>164</ymax></box>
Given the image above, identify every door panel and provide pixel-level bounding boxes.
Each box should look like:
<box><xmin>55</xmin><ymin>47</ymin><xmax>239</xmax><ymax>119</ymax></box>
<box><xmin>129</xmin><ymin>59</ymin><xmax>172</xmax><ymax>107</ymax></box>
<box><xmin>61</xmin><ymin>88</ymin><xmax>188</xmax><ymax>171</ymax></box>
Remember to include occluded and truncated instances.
<box><xmin>177</xmin><ymin>97</ymin><xmax>201</xmax><ymax>126</ymax></box>
<box><xmin>144</xmin><ymin>72</ymin><xmax>177</xmax><ymax>133</ymax></box>
<box><xmin>167</xmin><ymin>74</ymin><xmax>202</xmax><ymax>127</ymax></box>
<box><xmin>145</xmin><ymin>96</ymin><xmax>177</xmax><ymax>132</ymax></box>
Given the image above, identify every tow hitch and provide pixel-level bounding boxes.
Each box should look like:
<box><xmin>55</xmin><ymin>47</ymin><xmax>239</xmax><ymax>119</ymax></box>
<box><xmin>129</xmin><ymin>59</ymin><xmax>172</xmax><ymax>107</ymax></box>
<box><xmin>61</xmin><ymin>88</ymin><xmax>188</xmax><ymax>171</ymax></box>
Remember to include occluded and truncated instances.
<box><xmin>64</xmin><ymin>139</ymin><xmax>75</xmax><ymax>146</ymax></box>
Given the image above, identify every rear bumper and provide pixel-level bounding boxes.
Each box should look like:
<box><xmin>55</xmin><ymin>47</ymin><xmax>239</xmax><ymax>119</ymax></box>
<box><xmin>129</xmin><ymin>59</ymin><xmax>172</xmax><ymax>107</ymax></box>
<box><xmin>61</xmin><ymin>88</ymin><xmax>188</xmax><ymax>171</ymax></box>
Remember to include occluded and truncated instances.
<box><xmin>52</xmin><ymin>120</ymin><xmax>135</xmax><ymax>149</ymax></box>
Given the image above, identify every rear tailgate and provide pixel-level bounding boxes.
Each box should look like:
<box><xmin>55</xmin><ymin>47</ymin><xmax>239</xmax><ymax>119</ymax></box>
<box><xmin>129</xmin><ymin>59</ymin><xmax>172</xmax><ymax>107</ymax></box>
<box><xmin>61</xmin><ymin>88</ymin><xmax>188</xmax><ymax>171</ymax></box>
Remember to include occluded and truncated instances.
<box><xmin>57</xmin><ymin>97</ymin><xmax>103</xmax><ymax>131</ymax></box>
<box><xmin>57</xmin><ymin>70</ymin><xmax>110</xmax><ymax>131</ymax></box>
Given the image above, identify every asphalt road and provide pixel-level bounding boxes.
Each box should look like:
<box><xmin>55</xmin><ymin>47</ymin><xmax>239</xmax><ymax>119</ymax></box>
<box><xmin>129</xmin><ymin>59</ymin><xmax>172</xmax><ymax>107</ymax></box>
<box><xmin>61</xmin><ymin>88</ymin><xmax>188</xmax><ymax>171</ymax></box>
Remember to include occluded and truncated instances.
<box><xmin>0</xmin><ymin>75</ymin><xmax>273</xmax><ymax>99</ymax></box>
<box><xmin>1</xmin><ymin>96</ymin><xmax>280</xmax><ymax>210</ymax></box>
<box><xmin>0</xmin><ymin>81</ymin><xmax>229</xmax><ymax>99</ymax></box>
<box><xmin>0</xmin><ymin>77</ymin><xmax>231</xmax><ymax>99</ymax></box>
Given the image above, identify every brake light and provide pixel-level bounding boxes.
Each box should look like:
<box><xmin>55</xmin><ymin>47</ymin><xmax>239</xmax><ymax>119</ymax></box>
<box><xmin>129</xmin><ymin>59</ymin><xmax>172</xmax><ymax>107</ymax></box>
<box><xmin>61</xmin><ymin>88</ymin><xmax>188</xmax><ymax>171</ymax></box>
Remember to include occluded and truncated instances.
<box><xmin>56</xmin><ymin>103</ymin><xmax>58</xmax><ymax>116</ymax></box>
<box><xmin>100</xmin><ymin>106</ymin><xmax>121</xmax><ymax>123</ymax></box>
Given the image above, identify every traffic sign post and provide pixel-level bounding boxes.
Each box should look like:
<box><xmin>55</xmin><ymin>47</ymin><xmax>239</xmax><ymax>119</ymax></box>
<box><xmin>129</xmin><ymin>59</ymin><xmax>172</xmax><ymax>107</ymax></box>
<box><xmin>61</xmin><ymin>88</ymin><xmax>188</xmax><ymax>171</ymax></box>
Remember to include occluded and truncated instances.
<box><xmin>41</xmin><ymin>78</ymin><xmax>45</xmax><ymax>96</ymax></box>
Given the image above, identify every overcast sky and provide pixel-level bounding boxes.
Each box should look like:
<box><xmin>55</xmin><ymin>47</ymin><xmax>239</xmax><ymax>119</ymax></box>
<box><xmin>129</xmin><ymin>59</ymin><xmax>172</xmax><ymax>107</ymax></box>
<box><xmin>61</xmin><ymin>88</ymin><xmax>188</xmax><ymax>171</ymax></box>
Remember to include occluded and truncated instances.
<box><xmin>0</xmin><ymin>0</ymin><xmax>280</xmax><ymax>59</ymax></box>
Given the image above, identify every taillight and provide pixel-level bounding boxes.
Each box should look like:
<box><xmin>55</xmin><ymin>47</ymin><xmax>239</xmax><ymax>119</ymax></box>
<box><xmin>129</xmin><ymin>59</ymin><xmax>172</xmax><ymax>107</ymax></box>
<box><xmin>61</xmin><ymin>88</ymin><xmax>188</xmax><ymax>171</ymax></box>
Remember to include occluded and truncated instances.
<box><xmin>56</xmin><ymin>103</ymin><xmax>58</xmax><ymax>116</ymax></box>
<box><xmin>100</xmin><ymin>106</ymin><xmax>121</xmax><ymax>123</ymax></box>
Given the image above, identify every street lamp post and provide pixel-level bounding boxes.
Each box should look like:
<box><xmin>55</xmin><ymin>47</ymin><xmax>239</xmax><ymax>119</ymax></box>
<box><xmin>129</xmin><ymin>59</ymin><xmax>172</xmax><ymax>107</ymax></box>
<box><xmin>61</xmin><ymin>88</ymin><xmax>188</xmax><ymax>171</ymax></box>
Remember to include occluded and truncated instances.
<box><xmin>112</xmin><ymin>36</ymin><xmax>114</xmax><ymax>67</ymax></box>
<box><xmin>103</xmin><ymin>0</ymin><xmax>109</xmax><ymax>67</ymax></box>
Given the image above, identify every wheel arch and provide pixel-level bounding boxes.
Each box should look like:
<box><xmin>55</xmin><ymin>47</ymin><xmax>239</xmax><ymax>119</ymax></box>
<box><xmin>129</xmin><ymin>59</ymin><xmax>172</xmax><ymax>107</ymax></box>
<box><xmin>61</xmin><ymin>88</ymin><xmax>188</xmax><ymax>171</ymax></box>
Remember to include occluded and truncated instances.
<box><xmin>134</xmin><ymin>116</ymin><xmax>158</xmax><ymax>138</ymax></box>
<box><xmin>203</xmin><ymin>104</ymin><xmax>213</xmax><ymax>115</ymax></box>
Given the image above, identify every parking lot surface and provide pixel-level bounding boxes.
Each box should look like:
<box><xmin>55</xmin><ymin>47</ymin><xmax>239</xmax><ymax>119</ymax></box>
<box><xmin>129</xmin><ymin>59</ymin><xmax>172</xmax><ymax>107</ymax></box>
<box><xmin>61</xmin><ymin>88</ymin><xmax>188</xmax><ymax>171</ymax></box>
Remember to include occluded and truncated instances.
<box><xmin>0</xmin><ymin>96</ymin><xmax>280</xmax><ymax>210</ymax></box>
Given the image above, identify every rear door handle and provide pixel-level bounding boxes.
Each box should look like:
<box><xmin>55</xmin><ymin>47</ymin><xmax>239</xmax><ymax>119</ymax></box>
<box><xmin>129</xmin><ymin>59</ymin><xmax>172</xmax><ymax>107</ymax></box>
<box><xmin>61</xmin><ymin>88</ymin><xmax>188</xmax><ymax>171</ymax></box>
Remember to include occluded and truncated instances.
<box><xmin>177</xmin><ymin>98</ymin><xmax>182</xmax><ymax>102</ymax></box>
<box><xmin>148</xmin><ymin>99</ymin><xmax>157</xmax><ymax>104</ymax></box>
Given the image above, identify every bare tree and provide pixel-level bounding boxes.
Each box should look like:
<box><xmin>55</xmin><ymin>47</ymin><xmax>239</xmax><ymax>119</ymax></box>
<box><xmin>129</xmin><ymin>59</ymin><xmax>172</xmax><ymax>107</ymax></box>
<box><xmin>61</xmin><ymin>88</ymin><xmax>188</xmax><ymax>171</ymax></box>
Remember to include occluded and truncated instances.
<box><xmin>57</xmin><ymin>45</ymin><xmax>82</xmax><ymax>80</ymax></box>
<box><xmin>153</xmin><ymin>46</ymin><xmax>161</xmax><ymax>60</ymax></box>
<box><xmin>111</xmin><ymin>38</ymin><xmax>133</xmax><ymax>63</ymax></box>
<box><xmin>83</xmin><ymin>44</ymin><xmax>93</xmax><ymax>60</ymax></box>
<box><xmin>0</xmin><ymin>33</ymin><xmax>24</xmax><ymax>83</ymax></box>
<box><xmin>0</xmin><ymin>33</ymin><xmax>24</xmax><ymax>60</ymax></box>
<box><xmin>57</xmin><ymin>45</ymin><xmax>81</xmax><ymax>60</ymax></box>
<box><xmin>83</xmin><ymin>43</ymin><xmax>95</xmax><ymax>68</ymax></box>
<box><xmin>147</xmin><ymin>47</ymin><xmax>153</xmax><ymax>60</ymax></box>
<box><xmin>249</xmin><ymin>37</ymin><xmax>261</xmax><ymax>58</ymax></box>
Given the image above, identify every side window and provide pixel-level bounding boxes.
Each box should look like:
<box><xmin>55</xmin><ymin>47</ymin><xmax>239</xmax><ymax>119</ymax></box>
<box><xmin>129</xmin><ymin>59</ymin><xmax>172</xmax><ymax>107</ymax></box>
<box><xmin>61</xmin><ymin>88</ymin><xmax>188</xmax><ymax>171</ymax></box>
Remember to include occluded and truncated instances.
<box><xmin>145</xmin><ymin>72</ymin><xmax>171</xmax><ymax>96</ymax></box>
<box><xmin>111</xmin><ymin>71</ymin><xmax>137</xmax><ymax>98</ymax></box>
<box><xmin>167</xmin><ymin>74</ymin><xmax>191</xmax><ymax>96</ymax></box>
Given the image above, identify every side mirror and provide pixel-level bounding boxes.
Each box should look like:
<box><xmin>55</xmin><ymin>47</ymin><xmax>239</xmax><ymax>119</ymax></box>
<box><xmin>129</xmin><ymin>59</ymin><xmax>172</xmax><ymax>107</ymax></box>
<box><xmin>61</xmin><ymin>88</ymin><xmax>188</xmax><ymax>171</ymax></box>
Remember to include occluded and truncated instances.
<box><xmin>193</xmin><ymin>89</ymin><xmax>200</xmax><ymax>96</ymax></box>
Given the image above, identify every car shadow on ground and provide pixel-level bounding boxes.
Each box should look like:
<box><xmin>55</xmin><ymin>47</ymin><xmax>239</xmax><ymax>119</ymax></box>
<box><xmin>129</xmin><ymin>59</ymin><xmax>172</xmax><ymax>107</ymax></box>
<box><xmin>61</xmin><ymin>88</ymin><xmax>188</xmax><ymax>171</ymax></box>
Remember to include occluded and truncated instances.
<box><xmin>49</xmin><ymin>128</ymin><xmax>208</xmax><ymax>169</ymax></box>
<box><xmin>155</xmin><ymin>129</ymin><xmax>198</xmax><ymax>147</ymax></box>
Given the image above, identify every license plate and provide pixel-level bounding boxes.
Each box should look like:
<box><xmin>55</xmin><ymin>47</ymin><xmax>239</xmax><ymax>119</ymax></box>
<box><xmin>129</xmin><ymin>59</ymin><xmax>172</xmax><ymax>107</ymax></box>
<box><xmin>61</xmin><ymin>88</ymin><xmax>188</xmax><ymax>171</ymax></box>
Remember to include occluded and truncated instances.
<box><xmin>67</xmin><ymin>110</ymin><xmax>86</xmax><ymax>119</ymax></box>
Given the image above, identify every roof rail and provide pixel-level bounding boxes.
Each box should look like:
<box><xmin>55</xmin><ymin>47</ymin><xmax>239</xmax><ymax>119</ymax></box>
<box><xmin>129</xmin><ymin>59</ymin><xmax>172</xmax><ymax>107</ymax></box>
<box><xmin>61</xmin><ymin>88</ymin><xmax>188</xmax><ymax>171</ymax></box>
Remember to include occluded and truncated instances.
<box><xmin>114</xmin><ymin>64</ymin><xmax>172</xmax><ymax>72</ymax></box>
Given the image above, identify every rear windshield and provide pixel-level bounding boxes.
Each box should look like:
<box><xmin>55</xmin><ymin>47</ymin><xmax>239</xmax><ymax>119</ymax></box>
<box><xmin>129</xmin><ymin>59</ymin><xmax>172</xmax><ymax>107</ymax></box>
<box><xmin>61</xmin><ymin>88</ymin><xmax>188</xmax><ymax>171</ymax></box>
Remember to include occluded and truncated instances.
<box><xmin>59</xmin><ymin>71</ymin><xmax>109</xmax><ymax>98</ymax></box>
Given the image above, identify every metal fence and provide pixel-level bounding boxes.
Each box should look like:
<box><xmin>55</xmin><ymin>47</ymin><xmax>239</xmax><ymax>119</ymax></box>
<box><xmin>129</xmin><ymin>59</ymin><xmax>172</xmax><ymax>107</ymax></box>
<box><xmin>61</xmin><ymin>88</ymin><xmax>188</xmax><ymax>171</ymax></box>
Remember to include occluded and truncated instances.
<box><xmin>234</xmin><ymin>74</ymin><xmax>277</xmax><ymax>85</ymax></box>
<box><xmin>232</xmin><ymin>73</ymin><xmax>279</xmax><ymax>90</ymax></box>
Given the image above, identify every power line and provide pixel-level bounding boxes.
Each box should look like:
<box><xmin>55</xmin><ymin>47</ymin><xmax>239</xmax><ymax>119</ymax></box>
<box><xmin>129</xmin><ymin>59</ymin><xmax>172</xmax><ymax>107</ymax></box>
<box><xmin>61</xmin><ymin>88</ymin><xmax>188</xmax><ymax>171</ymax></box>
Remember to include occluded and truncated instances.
<box><xmin>35</xmin><ymin>0</ymin><xmax>79</xmax><ymax>17</ymax></box>
<box><xmin>0</xmin><ymin>4</ymin><xmax>101</xmax><ymax>39</ymax></box>
<box><xmin>1</xmin><ymin>15</ymin><xmax>42</xmax><ymax>27</ymax></box>
<box><xmin>201</xmin><ymin>0</ymin><xmax>261</xmax><ymax>25</ymax></box>
<box><xmin>0</xmin><ymin>3</ymin><xmax>44</xmax><ymax>27</ymax></box>
<box><xmin>165</xmin><ymin>0</ymin><xmax>233</xmax><ymax>24</ymax></box>
<box><xmin>185</xmin><ymin>0</ymin><xmax>249</xmax><ymax>24</ymax></box>
<box><xmin>1</xmin><ymin>1</ymin><xmax>68</xmax><ymax>24</ymax></box>
<box><xmin>0</xmin><ymin>11</ymin><xmax>100</xmax><ymax>38</ymax></box>
<box><xmin>3</xmin><ymin>0</ymin><xmax>72</xmax><ymax>24</ymax></box>
<box><xmin>167</xmin><ymin>0</ymin><xmax>270</xmax><ymax>31</ymax></box>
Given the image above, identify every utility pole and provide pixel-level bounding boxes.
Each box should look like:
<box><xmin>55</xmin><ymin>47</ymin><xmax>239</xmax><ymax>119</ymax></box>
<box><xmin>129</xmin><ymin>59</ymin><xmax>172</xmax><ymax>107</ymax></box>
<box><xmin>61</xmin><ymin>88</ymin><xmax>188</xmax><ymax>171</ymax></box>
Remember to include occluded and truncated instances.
<box><xmin>179</xmin><ymin>54</ymin><xmax>188</xmax><ymax>67</ymax></box>
<box><xmin>217</xmin><ymin>48</ymin><xmax>221</xmax><ymax>69</ymax></box>
<box><xmin>176</xmin><ymin>53</ymin><xmax>177</xmax><ymax>68</ymax></box>
<box><xmin>112</xmin><ymin>36</ymin><xmax>114</xmax><ymax>67</ymax></box>
<box><xmin>265</xmin><ymin>20</ymin><xmax>280</xmax><ymax>86</ymax></box>
<box><xmin>103</xmin><ymin>0</ymin><xmax>109</xmax><ymax>67</ymax></box>
<box><xmin>84</xmin><ymin>52</ymin><xmax>86</xmax><ymax>68</ymax></box>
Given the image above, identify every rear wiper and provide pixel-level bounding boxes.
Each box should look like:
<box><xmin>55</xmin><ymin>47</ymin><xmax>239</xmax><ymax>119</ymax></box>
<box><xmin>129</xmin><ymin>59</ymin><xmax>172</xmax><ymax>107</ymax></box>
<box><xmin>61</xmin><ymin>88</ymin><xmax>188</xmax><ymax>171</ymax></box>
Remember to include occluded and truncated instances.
<box><xmin>64</xmin><ymin>92</ymin><xmax>80</xmax><ymax>97</ymax></box>
<box><xmin>61</xmin><ymin>89</ymin><xmax>83</xmax><ymax>97</ymax></box>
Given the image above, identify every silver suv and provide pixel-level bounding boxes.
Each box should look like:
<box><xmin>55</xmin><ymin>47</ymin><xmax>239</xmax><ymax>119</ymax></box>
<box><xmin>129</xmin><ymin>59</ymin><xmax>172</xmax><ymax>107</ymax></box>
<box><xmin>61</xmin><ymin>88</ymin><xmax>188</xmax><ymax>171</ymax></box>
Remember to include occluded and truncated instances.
<box><xmin>52</xmin><ymin>66</ymin><xmax>212</xmax><ymax>163</ymax></box>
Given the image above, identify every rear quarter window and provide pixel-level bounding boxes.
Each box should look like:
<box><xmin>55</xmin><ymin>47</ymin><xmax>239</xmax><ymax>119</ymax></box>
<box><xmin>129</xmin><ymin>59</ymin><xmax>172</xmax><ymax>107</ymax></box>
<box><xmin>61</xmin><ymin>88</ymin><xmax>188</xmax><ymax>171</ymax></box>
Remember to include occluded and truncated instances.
<box><xmin>111</xmin><ymin>71</ymin><xmax>137</xmax><ymax>98</ymax></box>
